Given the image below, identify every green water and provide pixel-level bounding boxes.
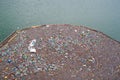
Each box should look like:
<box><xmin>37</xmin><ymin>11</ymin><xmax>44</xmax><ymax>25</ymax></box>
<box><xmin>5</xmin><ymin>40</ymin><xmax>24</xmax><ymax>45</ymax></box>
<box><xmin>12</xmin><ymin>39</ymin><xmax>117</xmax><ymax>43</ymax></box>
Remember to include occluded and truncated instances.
<box><xmin>0</xmin><ymin>0</ymin><xmax>120</xmax><ymax>42</ymax></box>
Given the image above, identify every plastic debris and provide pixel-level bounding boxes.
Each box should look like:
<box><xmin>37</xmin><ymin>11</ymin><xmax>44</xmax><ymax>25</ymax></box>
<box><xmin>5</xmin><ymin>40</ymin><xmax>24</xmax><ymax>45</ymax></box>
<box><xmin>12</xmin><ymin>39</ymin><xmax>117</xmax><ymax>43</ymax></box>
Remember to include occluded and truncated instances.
<box><xmin>7</xmin><ymin>59</ymin><xmax>12</xmax><ymax>63</ymax></box>
<box><xmin>29</xmin><ymin>39</ymin><xmax>36</xmax><ymax>47</ymax></box>
<box><xmin>0</xmin><ymin>24</ymin><xmax>120</xmax><ymax>80</ymax></box>
<box><xmin>46</xmin><ymin>25</ymin><xmax>50</xmax><ymax>28</ymax></box>
<box><xmin>28</xmin><ymin>46</ymin><xmax>36</xmax><ymax>53</ymax></box>
<box><xmin>4</xmin><ymin>76</ymin><xmax>8</xmax><ymax>79</ymax></box>
<box><xmin>74</xmin><ymin>29</ymin><xmax>77</xmax><ymax>32</ymax></box>
<box><xmin>28</xmin><ymin>39</ymin><xmax>36</xmax><ymax>53</ymax></box>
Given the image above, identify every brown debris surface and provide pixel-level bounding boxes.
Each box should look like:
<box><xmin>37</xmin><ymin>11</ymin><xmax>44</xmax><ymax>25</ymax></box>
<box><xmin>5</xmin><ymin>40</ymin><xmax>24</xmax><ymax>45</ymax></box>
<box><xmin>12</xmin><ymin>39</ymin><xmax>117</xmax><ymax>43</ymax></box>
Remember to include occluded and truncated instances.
<box><xmin>0</xmin><ymin>24</ymin><xmax>120</xmax><ymax>80</ymax></box>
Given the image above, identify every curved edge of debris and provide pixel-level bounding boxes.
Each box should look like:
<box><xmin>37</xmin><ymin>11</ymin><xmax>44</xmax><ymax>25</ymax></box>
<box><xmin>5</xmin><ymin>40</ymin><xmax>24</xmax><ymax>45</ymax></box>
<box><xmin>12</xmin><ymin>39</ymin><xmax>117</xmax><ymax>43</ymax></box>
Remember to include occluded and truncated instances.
<box><xmin>0</xmin><ymin>24</ymin><xmax>119</xmax><ymax>48</ymax></box>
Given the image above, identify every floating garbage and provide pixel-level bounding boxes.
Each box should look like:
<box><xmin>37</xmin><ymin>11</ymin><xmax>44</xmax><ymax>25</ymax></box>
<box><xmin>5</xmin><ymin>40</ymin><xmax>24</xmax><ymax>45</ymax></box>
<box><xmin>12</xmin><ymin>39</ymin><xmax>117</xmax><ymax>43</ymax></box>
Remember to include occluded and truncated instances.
<box><xmin>0</xmin><ymin>24</ymin><xmax>120</xmax><ymax>80</ymax></box>
<box><xmin>7</xmin><ymin>59</ymin><xmax>12</xmax><ymax>63</ymax></box>
<box><xmin>28</xmin><ymin>39</ymin><xmax>36</xmax><ymax>53</ymax></box>
<box><xmin>28</xmin><ymin>46</ymin><xmax>36</xmax><ymax>53</ymax></box>
<box><xmin>29</xmin><ymin>39</ymin><xmax>36</xmax><ymax>47</ymax></box>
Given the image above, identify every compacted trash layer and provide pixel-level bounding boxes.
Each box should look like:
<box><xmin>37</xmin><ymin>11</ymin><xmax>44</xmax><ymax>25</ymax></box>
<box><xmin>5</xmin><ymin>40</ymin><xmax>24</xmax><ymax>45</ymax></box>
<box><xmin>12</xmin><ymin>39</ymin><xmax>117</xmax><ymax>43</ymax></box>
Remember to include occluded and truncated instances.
<box><xmin>0</xmin><ymin>24</ymin><xmax>120</xmax><ymax>80</ymax></box>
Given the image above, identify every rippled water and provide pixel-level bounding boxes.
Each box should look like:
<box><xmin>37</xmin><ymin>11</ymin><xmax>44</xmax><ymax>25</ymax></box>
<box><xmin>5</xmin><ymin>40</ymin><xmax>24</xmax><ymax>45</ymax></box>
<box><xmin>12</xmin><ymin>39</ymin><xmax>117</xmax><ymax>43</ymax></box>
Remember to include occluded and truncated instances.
<box><xmin>0</xmin><ymin>0</ymin><xmax>120</xmax><ymax>42</ymax></box>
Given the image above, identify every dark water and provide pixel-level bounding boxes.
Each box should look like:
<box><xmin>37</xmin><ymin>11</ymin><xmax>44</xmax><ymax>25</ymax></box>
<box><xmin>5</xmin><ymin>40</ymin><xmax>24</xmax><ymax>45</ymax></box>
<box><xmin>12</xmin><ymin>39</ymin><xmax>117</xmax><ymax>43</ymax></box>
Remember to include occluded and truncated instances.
<box><xmin>0</xmin><ymin>0</ymin><xmax>120</xmax><ymax>42</ymax></box>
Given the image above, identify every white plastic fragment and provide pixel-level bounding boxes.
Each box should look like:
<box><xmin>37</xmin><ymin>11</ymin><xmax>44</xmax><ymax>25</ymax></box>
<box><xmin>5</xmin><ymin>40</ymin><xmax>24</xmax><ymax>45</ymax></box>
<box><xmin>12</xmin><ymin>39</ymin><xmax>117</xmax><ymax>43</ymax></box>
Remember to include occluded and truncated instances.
<box><xmin>83</xmin><ymin>64</ymin><xmax>87</xmax><ymax>67</ymax></box>
<box><xmin>28</xmin><ymin>39</ymin><xmax>37</xmax><ymax>53</ymax></box>
<box><xmin>29</xmin><ymin>39</ymin><xmax>36</xmax><ymax>47</ymax></box>
<box><xmin>46</xmin><ymin>25</ymin><xmax>49</xmax><ymax>27</ymax></box>
<box><xmin>74</xmin><ymin>29</ymin><xmax>77</xmax><ymax>32</ymax></box>
<box><xmin>28</xmin><ymin>46</ymin><xmax>36</xmax><ymax>53</ymax></box>
<box><xmin>88</xmin><ymin>57</ymin><xmax>95</xmax><ymax>63</ymax></box>
<box><xmin>82</xmin><ymin>31</ymin><xmax>85</xmax><ymax>34</ymax></box>
<box><xmin>87</xmin><ymin>29</ymin><xmax>90</xmax><ymax>31</ymax></box>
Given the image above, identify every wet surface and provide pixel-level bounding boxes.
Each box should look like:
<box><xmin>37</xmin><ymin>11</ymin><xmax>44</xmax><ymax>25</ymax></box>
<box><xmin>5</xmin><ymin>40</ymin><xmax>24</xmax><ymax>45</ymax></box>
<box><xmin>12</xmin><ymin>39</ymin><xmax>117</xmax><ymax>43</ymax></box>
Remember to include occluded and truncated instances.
<box><xmin>0</xmin><ymin>24</ymin><xmax>120</xmax><ymax>80</ymax></box>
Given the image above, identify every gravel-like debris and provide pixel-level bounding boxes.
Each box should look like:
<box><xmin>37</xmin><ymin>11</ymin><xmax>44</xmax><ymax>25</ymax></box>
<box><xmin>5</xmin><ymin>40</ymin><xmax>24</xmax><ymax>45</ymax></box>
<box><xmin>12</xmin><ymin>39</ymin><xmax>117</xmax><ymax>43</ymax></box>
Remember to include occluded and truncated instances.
<box><xmin>0</xmin><ymin>24</ymin><xmax>120</xmax><ymax>80</ymax></box>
